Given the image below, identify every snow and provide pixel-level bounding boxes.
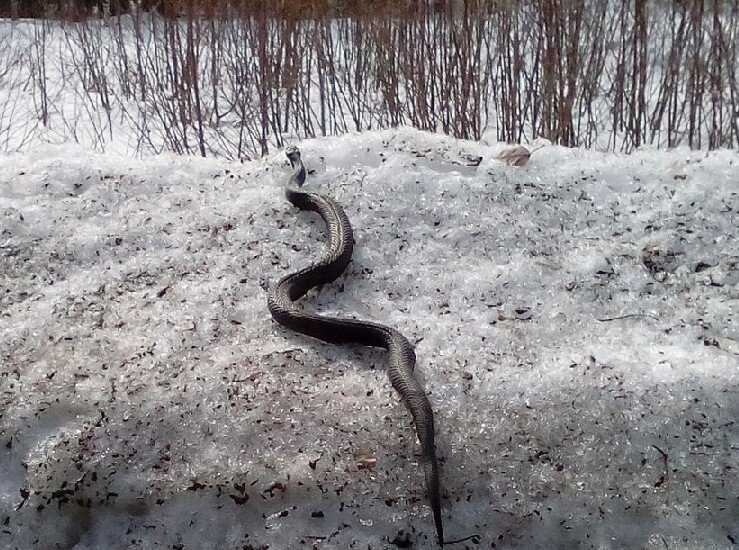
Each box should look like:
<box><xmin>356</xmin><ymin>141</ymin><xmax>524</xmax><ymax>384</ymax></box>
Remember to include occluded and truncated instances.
<box><xmin>1</xmin><ymin>127</ymin><xmax>738</xmax><ymax>549</ymax></box>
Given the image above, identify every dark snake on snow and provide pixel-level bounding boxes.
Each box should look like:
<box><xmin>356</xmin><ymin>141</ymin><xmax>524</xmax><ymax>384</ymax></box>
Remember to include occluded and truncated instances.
<box><xmin>267</xmin><ymin>146</ymin><xmax>444</xmax><ymax>545</ymax></box>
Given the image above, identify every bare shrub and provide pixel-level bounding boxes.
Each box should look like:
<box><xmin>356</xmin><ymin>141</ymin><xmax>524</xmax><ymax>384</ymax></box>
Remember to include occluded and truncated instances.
<box><xmin>2</xmin><ymin>0</ymin><xmax>737</xmax><ymax>156</ymax></box>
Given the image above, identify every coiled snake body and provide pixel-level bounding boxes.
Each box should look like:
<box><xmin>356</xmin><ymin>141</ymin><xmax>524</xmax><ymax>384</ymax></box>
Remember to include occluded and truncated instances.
<box><xmin>267</xmin><ymin>146</ymin><xmax>444</xmax><ymax>544</ymax></box>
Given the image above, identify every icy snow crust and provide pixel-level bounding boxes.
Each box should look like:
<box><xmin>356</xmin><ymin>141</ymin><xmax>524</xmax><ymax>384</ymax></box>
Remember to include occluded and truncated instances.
<box><xmin>1</xmin><ymin>128</ymin><xmax>737</xmax><ymax>549</ymax></box>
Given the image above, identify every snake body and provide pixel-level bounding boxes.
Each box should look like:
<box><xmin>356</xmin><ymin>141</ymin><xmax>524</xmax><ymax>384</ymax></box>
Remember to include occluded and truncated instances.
<box><xmin>267</xmin><ymin>146</ymin><xmax>444</xmax><ymax>544</ymax></box>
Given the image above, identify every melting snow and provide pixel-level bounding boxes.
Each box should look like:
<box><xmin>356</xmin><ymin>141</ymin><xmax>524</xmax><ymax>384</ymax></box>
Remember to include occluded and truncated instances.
<box><xmin>1</xmin><ymin>128</ymin><xmax>738</xmax><ymax>549</ymax></box>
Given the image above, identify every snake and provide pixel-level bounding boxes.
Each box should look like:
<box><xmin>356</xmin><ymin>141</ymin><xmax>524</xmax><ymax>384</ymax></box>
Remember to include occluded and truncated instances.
<box><xmin>267</xmin><ymin>146</ymin><xmax>444</xmax><ymax>545</ymax></box>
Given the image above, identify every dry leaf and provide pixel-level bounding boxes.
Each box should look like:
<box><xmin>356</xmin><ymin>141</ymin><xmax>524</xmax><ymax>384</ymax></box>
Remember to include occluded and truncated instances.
<box><xmin>355</xmin><ymin>448</ymin><xmax>377</xmax><ymax>470</ymax></box>
<box><xmin>496</xmin><ymin>145</ymin><xmax>531</xmax><ymax>167</ymax></box>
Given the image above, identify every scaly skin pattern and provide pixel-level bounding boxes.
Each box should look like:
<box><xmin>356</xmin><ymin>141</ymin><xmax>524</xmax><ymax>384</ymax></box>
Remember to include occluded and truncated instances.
<box><xmin>267</xmin><ymin>146</ymin><xmax>444</xmax><ymax>545</ymax></box>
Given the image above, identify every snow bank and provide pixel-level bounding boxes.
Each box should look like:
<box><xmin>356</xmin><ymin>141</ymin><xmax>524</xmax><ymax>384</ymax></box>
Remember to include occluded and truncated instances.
<box><xmin>1</xmin><ymin>128</ymin><xmax>737</xmax><ymax>549</ymax></box>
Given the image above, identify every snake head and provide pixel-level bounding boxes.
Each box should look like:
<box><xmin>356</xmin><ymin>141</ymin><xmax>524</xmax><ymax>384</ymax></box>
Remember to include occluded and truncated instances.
<box><xmin>285</xmin><ymin>146</ymin><xmax>301</xmax><ymax>165</ymax></box>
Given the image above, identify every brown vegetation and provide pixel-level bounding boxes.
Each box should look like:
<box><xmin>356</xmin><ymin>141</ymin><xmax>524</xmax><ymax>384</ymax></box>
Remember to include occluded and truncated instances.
<box><xmin>0</xmin><ymin>0</ymin><xmax>736</xmax><ymax>157</ymax></box>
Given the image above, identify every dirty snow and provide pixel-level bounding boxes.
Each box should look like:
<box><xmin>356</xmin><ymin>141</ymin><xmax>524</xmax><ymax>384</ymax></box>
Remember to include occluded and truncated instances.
<box><xmin>1</xmin><ymin>128</ymin><xmax>738</xmax><ymax>549</ymax></box>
